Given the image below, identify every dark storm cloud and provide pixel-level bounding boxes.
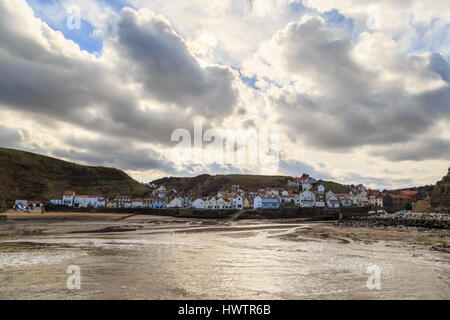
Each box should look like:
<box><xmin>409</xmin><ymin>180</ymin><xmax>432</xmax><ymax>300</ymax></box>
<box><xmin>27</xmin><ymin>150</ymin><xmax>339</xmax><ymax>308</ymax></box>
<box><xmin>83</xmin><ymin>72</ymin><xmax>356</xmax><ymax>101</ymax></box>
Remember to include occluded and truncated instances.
<box><xmin>279</xmin><ymin>159</ymin><xmax>332</xmax><ymax>180</ymax></box>
<box><xmin>114</xmin><ymin>8</ymin><xmax>238</xmax><ymax>118</ymax></box>
<box><xmin>52</xmin><ymin>136</ymin><xmax>177</xmax><ymax>173</ymax></box>
<box><xmin>342</xmin><ymin>172</ymin><xmax>413</xmax><ymax>189</ymax></box>
<box><xmin>271</xmin><ymin>17</ymin><xmax>450</xmax><ymax>152</ymax></box>
<box><xmin>370</xmin><ymin>138</ymin><xmax>450</xmax><ymax>162</ymax></box>
<box><xmin>429</xmin><ymin>53</ymin><xmax>450</xmax><ymax>83</ymax></box>
<box><xmin>0</xmin><ymin>2</ymin><xmax>237</xmax><ymax>147</ymax></box>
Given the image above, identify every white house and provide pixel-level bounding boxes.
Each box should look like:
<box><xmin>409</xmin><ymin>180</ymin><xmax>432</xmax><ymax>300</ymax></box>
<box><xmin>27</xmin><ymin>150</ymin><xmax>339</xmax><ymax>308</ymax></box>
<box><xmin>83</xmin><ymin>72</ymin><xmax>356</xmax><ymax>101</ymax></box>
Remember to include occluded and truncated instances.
<box><xmin>300</xmin><ymin>190</ymin><xmax>316</xmax><ymax>207</ymax></box>
<box><xmin>204</xmin><ymin>198</ymin><xmax>218</xmax><ymax>210</ymax></box>
<box><xmin>217</xmin><ymin>198</ymin><xmax>226</xmax><ymax>209</ymax></box>
<box><xmin>63</xmin><ymin>191</ymin><xmax>76</xmax><ymax>207</ymax></box>
<box><xmin>352</xmin><ymin>191</ymin><xmax>368</xmax><ymax>207</ymax></box>
<box><xmin>15</xmin><ymin>200</ymin><xmax>28</xmax><ymax>206</ymax></box>
<box><xmin>294</xmin><ymin>195</ymin><xmax>301</xmax><ymax>207</ymax></box>
<box><xmin>50</xmin><ymin>199</ymin><xmax>62</xmax><ymax>206</ymax></box>
<box><xmin>326</xmin><ymin>191</ymin><xmax>340</xmax><ymax>208</ymax></box>
<box><xmin>192</xmin><ymin>199</ymin><xmax>204</xmax><ymax>209</ymax></box>
<box><xmin>315</xmin><ymin>185</ymin><xmax>326</xmax><ymax>207</ymax></box>
<box><xmin>302</xmin><ymin>183</ymin><xmax>312</xmax><ymax>192</ymax></box>
<box><xmin>253</xmin><ymin>196</ymin><xmax>263</xmax><ymax>209</ymax></box>
<box><xmin>168</xmin><ymin>197</ymin><xmax>184</xmax><ymax>208</ymax></box>
<box><xmin>280</xmin><ymin>195</ymin><xmax>296</xmax><ymax>206</ymax></box>
<box><xmin>74</xmin><ymin>195</ymin><xmax>99</xmax><ymax>208</ymax></box>
<box><xmin>115</xmin><ymin>196</ymin><xmax>132</xmax><ymax>208</ymax></box>
<box><xmin>28</xmin><ymin>201</ymin><xmax>43</xmax><ymax>208</ymax></box>
<box><xmin>96</xmin><ymin>197</ymin><xmax>106</xmax><ymax>207</ymax></box>
<box><xmin>131</xmin><ymin>198</ymin><xmax>144</xmax><ymax>208</ymax></box>
<box><xmin>230</xmin><ymin>196</ymin><xmax>243</xmax><ymax>210</ymax></box>
<box><xmin>266</xmin><ymin>189</ymin><xmax>280</xmax><ymax>196</ymax></box>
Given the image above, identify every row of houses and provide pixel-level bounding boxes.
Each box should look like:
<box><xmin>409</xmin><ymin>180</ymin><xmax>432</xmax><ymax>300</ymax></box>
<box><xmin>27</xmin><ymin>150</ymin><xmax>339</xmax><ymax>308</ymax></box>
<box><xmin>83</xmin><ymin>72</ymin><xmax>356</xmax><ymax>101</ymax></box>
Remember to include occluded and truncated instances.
<box><xmin>20</xmin><ymin>174</ymin><xmax>423</xmax><ymax>212</ymax></box>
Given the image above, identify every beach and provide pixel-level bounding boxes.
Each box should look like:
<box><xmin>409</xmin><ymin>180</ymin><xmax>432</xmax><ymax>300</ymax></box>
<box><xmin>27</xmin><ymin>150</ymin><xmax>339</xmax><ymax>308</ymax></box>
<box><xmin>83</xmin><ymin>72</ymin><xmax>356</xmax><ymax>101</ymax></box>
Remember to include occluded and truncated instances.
<box><xmin>0</xmin><ymin>211</ymin><xmax>449</xmax><ymax>299</ymax></box>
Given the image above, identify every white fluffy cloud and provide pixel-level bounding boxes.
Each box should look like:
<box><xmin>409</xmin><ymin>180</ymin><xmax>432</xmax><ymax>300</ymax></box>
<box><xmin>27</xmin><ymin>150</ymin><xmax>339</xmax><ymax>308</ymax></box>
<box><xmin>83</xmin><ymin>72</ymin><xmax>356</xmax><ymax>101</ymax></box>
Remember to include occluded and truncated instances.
<box><xmin>244</xmin><ymin>16</ymin><xmax>450</xmax><ymax>151</ymax></box>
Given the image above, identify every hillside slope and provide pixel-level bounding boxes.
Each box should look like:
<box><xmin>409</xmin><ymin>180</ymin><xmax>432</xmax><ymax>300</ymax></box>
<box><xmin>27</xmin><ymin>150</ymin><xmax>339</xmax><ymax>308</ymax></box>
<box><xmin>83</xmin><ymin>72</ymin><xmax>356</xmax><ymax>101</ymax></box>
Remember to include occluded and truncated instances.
<box><xmin>0</xmin><ymin>148</ymin><xmax>149</xmax><ymax>208</ymax></box>
<box><xmin>152</xmin><ymin>174</ymin><xmax>349</xmax><ymax>197</ymax></box>
<box><xmin>430</xmin><ymin>167</ymin><xmax>450</xmax><ymax>210</ymax></box>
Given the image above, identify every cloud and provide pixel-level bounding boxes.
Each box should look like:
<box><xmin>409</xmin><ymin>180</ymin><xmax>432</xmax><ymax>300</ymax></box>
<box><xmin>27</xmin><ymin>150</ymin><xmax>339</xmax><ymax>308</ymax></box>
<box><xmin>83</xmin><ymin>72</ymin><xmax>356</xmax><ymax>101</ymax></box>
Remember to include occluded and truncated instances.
<box><xmin>246</xmin><ymin>16</ymin><xmax>450</xmax><ymax>151</ymax></box>
<box><xmin>370</xmin><ymin>138</ymin><xmax>450</xmax><ymax>162</ymax></box>
<box><xmin>0</xmin><ymin>1</ymin><xmax>239</xmax><ymax>147</ymax></box>
<box><xmin>52</xmin><ymin>135</ymin><xmax>178</xmax><ymax>173</ymax></box>
<box><xmin>279</xmin><ymin>158</ymin><xmax>332</xmax><ymax>180</ymax></box>
<box><xmin>0</xmin><ymin>125</ymin><xmax>24</xmax><ymax>148</ymax></box>
<box><xmin>111</xmin><ymin>7</ymin><xmax>238</xmax><ymax>118</ymax></box>
<box><xmin>0</xmin><ymin>0</ymin><xmax>449</xmax><ymax>188</ymax></box>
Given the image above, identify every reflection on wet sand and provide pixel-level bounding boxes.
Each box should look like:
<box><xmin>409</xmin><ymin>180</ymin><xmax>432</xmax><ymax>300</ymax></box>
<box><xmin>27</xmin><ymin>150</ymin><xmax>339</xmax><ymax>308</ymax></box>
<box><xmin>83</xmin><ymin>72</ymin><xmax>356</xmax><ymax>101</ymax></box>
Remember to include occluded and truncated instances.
<box><xmin>0</xmin><ymin>212</ymin><xmax>449</xmax><ymax>299</ymax></box>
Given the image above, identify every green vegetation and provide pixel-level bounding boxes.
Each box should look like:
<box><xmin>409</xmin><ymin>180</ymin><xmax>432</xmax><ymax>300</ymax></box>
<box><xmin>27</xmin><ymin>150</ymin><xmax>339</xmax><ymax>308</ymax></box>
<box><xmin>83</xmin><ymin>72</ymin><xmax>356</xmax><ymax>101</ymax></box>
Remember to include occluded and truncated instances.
<box><xmin>153</xmin><ymin>174</ymin><xmax>349</xmax><ymax>197</ymax></box>
<box><xmin>316</xmin><ymin>180</ymin><xmax>350</xmax><ymax>194</ymax></box>
<box><xmin>154</xmin><ymin>174</ymin><xmax>290</xmax><ymax>197</ymax></box>
<box><xmin>0</xmin><ymin>147</ymin><xmax>149</xmax><ymax>209</ymax></box>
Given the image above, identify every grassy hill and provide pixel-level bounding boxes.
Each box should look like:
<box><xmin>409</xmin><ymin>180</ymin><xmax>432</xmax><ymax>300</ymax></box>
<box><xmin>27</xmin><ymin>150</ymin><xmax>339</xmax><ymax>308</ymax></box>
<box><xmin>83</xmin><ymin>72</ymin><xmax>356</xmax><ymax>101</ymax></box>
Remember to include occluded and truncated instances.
<box><xmin>152</xmin><ymin>174</ymin><xmax>349</xmax><ymax>197</ymax></box>
<box><xmin>0</xmin><ymin>147</ymin><xmax>149</xmax><ymax>209</ymax></box>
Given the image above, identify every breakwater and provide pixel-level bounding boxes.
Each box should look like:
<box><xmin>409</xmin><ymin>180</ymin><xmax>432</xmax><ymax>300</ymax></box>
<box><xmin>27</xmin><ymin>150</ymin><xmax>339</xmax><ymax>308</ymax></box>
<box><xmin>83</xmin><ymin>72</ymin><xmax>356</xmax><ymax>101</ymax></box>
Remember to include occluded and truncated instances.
<box><xmin>46</xmin><ymin>206</ymin><xmax>368</xmax><ymax>220</ymax></box>
<box><xmin>338</xmin><ymin>213</ymin><xmax>450</xmax><ymax>229</ymax></box>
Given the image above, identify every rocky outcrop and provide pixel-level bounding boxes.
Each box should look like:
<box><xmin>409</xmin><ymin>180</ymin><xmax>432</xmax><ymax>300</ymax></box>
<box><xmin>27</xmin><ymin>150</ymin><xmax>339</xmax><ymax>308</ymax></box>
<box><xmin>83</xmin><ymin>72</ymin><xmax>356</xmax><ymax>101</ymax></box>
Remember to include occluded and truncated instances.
<box><xmin>430</xmin><ymin>167</ymin><xmax>450</xmax><ymax>212</ymax></box>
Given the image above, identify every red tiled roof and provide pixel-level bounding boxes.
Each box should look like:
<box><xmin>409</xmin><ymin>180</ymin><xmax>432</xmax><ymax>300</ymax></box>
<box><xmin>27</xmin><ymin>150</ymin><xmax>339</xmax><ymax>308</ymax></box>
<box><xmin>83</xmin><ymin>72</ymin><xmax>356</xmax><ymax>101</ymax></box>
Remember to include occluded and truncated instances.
<box><xmin>401</xmin><ymin>190</ymin><xmax>418</xmax><ymax>196</ymax></box>
<box><xmin>390</xmin><ymin>194</ymin><xmax>411</xmax><ymax>199</ymax></box>
<box><xmin>64</xmin><ymin>191</ymin><xmax>75</xmax><ymax>196</ymax></box>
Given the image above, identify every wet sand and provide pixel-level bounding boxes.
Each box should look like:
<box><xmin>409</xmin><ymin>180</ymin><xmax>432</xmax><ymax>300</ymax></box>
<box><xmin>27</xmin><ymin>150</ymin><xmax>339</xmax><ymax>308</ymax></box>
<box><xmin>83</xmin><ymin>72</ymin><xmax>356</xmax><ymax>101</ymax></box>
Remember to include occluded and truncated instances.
<box><xmin>0</xmin><ymin>211</ymin><xmax>449</xmax><ymax>299</ymax></box>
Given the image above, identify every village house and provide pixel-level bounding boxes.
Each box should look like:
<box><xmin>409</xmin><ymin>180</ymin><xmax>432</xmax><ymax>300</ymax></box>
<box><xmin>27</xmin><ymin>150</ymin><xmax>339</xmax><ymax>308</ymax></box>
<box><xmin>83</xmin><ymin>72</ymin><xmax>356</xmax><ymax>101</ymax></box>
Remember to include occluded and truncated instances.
<box><xmin>192</xmin><ymin>198</ymin><xmax>205</xmax><ymax>209</ymax></box>
<box><xmin>131</xmin><ymin>198</ymin><xmax>144</xmax><ymax>208</ymax></box>
<box><xmin>152</xmin><ymin>199</ymin><xmax>165</xmax><ymax>208</ymax></box>
<box><xmin>154</xmin><ymin>186</ymin><xmax>167</xmax><ymax>199</ymax></box>
<box><xmin>143</xmin><ymin>198</ymin><xmax>153</xmax><ymax>208</ymax></box>
<box><xmin>300</xmin><ymin>190</ymin><xmax>316</xmax><ymax>208</ymax></box>
<box><xmin>15</xmin><ymin>200</ymin><xmax>28</xmax><ymax>207</ymax></box>
<box><xmin>253</xmin><ymin>195</ymin><xmax>280</xmax><ymax>210</ymax></box>
<box><xmin>115</xmin><ymin>196</ymin><xmax>132</xmax><ymax>208</ymax></box>
<box><xmin>302</xmin><ymin>182</ymin><xmax>312</xmax><ymax>192</ymax></box>
<box><xmin>204</xmin><ymin>198</ymin><xmax>217</xmax><ymax>210</ymax></box>
<box><xmin>106</xmin><ymin>199</ymin><xmax>118</xmax><ymax>208</ymax></box>
<box><xmin>280</xmin><ymin>194</ymin><xmax>296</xmax><ymax>207</ymax></box>
<box><xmin>326</xmin><ymin>191</ymin><xmax>340</xmax><ymax>208</ymax></box>
<box><xmin>28</xmin><ymin>201</ymin><xmax>43</xmax><ymax>208</ymax></box>
<box><xmin>243</xmin><ymin>197</ymin><xmax>252</xmax><ymax>209</ymax></box>
<box><xmin>315</xmin><ymin>185</ymin><xmax>326</xmax><ymax>207</ymax></box>
<box><xmin>383</xmin><ymin>194</ymin><xmax>413</xmax><ymax>211</ymax></box>
<box><xmin>63</xmin><ymin>191</ymin><xmax>76</xmax><ymax>207</ymax></box>
<box><xmin>231</xmin><ymin>185</ymin><xmax>240</xmax><ymax>192</ymax></box>
<box><xmin>339</xmin><ymin>195</ymin><xmax>353</xmax><ymax>207</ymax></box>
<box><xmin>168</xmin><ymin>197</ymin><xmax>184</xmax><ymax>208</ymax></box>
<box><xmin>287</xmin><ymin>174</ymin><xmax>318</xmax><ymax>188</ymax></box>
<box><xmin>352</xmin><ymin>192</ymin><xmax>369</xmax><ymax>207</ymax></box>
<box><xmin>400</xmin><ymin>190</ymin><xmax>420</xmax><ymax>202</ymax></box>
<box><xmin>73</xmin><ymin>195</ymin><xmax>101</xmax><ymax>208</ymax></box>
<box><xmin>225</xmin><ymin>194</ymin><xmax>243</xmax><ymax>209</ymax></box>
<box><xmin>50</xmin><ymin>199</ymin><xmax>62</xmax><ymax>206</ymax></box>
<box><xmin>376</xmin><ymin>195</ymin><xmax>384</xmax><ymax>207</ymax></box>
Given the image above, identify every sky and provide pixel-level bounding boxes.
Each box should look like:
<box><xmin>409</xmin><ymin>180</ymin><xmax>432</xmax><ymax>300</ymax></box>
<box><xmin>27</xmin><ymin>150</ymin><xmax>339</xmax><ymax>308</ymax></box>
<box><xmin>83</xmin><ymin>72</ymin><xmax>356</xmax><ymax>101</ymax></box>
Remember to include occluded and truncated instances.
<box><xmin>0</xmin><ymin>0</ymin><xmax>449</xmax><ymax>189</ymax></box>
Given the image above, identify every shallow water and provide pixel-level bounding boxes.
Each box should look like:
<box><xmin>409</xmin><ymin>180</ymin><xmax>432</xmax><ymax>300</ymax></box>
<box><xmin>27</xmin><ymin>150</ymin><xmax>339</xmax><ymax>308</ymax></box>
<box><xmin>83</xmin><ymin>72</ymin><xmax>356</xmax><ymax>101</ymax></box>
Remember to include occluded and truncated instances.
<box><xmin>0</xmin><ymin>221</ymin><xmax>449</xmax><ymax>299</ymax></box>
